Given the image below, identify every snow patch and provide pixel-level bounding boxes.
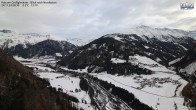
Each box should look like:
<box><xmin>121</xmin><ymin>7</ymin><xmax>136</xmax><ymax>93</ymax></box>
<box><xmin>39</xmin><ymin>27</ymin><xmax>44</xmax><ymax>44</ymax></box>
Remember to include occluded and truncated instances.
<box><xmin>55</xmin><ymin>53</ymin><xmax>62</xmax><ymax>57</ymax></box>
<box><xmin>104</xmin><ymin>34</ymin><xmax>124</xmax><ymax>42</ymax></box>
<box><xmin>184</xmin><ymin>62</ymin><xmax>196</xmax><ymax>74</ymax></box>
<box><xmin>38</xmin><ymin>72</ymin><xmax>94</xmax><ymax>110</ymax></box>
<box><xmin>129</xmin><ymin>55</ymin><xmax>173</xmax><ymax>73</ymax></box>
<box><xmin>111</xmin><ymin>58</ymin><xmax>126</xmax><ymax>64</ymax></box>
<box><xmin>144</xmin><ymin>45</ymin><xmax>149</xmax><ymax>49</ymax></box>
<box><xmin>169</xmin><ymin>56</ymin><xmax>184</xmax><ymax>65</ymax></box>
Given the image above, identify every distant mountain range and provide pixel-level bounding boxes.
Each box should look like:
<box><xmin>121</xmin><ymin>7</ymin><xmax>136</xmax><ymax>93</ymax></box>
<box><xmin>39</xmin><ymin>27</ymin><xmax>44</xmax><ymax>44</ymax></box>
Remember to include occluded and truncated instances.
<box><xmin>128</xmin><ymin>25</ymin><xmax>196</xmax><ymax>40</ymax></box>
<box><xmin>0</xmin><ymin>30</ymin><xmax>77</xmax><ymax>58</ymax></box>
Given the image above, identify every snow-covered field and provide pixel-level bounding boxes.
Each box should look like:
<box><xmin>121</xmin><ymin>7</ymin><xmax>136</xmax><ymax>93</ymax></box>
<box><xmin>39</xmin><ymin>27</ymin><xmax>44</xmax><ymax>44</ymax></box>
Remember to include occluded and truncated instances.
<box><xmin>90</xmin><ymin>54</ymin><xmax>188</xmax><ymax>110</ymax></box>
<box><xmin>61</xmin><ymin>63</ymin><xmax>188</xmax><ymax>110</ymax></box>
<box><xmin>129</xmin><ymin>55</ymin><xmax>174</xmax><ymax>73</ymax></box>
<box><xmin>109</xmin><ymin>55</ymin><xmax>174</xmax><ymax>73</ymax></box>
<box><xmin>91</xmin><ymin>71</ymin><xmax>188</xmax><ymax>110</ymax></box>
<box><xmin>184</xmin><ymin>62</ymin><xmax>196</xmax><ymax>75</ymax></box>
<box><xmin>37</xmin><ymin>72</ymin><xmax>94</xmax><ymax>110</ymax></box>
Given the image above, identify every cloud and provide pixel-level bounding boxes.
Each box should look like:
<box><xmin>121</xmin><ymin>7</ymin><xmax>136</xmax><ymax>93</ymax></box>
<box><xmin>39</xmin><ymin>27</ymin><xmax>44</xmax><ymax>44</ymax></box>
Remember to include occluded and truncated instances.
<box><xmin>0</xmin><ymin>0</ymin><xmax>195</xmax><ymax>40</ymax></box>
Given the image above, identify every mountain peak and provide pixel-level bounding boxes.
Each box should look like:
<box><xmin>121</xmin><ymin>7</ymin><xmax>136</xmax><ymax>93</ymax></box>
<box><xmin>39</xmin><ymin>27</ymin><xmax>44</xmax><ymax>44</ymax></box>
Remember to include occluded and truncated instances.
<box><xmin>0</xmin><ymin>31</ymin><xmax>58</xmax><ymax>49</ymax></box>
<box><xmin>128</xmin><ymin>25</ymin><xmax>192</xmax><ymax>40</ymax></box>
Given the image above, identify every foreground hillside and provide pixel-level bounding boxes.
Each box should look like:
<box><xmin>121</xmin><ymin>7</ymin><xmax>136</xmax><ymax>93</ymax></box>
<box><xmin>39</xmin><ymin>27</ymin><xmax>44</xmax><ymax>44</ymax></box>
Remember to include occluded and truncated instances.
<box><xmin>0</xmin><ymin>49</ymin><xmax>78</xmax><ymax>110</ymax></box>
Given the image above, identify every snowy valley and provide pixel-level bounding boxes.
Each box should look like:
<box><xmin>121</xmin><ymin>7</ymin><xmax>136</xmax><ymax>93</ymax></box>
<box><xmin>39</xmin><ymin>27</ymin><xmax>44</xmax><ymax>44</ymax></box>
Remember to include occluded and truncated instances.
<box><xmin>1</xmin><ymin>26</ymin><xmax>196</xmax><ymax>110</ymax></box>
<box><xmin>14</xmin><ymin>53</ymin><xmax>189</xmax><ymax>110</ymax></box>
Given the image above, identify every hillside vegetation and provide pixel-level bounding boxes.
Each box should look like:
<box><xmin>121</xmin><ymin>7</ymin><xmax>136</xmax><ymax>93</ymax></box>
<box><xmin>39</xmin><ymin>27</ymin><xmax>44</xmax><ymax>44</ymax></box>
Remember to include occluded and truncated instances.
<box><xmin>0</xmin><ymin>49</ymin><xmax>78</xmax><ymax>110</ymax></box>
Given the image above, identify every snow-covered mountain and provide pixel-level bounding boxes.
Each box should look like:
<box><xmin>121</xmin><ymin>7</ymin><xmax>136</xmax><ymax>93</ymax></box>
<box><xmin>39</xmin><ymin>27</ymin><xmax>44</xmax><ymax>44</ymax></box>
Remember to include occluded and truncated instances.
<box><xmin>56</xmin><ymin>26</ymin><xmax>196</xmax><ymax>110</ymax></box>
<box><xmin>128</xmin><ymin>25</ymin><xmax>196</xmax><ymax>40</ymax></box>
<box><xmin>56</xmin><ymin>25</ymin><xmax>196</xmax><ymax>109</ymax></box>
<box><xmin>0</xmin><ymin>30</ymin><xmax>51</xmax><ymax>49</ymax></box>
<box><xmin>16</xmin><ymin>39</ymin><xmax>77</xmax><ymax>58</ymax></box>
<box><xmin>4</xmin><ymin>26</ymin><xmax>195</xmax><ymax>110</ymax></box>
<box><xmin>59</xmin><ymin>26</ymin><xmax>195</xmax><ymax>74</ymax></box>
<box><xmin>0</xmin><ymin>29</ymin><xmax>78</xmax><ymax>58</ymax></box>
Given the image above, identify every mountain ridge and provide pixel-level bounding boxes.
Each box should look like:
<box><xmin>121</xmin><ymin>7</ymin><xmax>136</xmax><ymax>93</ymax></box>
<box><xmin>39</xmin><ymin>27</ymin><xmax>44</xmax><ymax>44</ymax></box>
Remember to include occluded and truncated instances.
<box><xmin>0</xmin><ymin>30</ymin><xmax>78</xmax><ymax>58</ymax></box>
<box><xmin>127</xmin><ymin>25</ymin><xmax>196</xmax><ymax>40</ymax></box>
<box><xmin>59</xmin><ymin>29</ymin><xmax>195</xmax><ymax>75</ymax></box>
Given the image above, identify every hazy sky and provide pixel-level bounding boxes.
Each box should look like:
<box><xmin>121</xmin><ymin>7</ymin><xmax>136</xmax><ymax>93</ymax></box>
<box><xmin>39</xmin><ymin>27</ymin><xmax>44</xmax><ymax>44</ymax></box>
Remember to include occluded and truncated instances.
<box><xmin>0</xmin><ymin>0</ymin><xmax>196</xmax><ymax>39</ymax></box>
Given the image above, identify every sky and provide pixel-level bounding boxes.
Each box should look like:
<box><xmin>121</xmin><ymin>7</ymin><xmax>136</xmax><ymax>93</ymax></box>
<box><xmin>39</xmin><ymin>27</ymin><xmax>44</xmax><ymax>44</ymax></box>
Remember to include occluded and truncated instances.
<box><xmin>0</xmin><ymin>0</ymin><xmax>196</xmax><ymax>40</ymax></box>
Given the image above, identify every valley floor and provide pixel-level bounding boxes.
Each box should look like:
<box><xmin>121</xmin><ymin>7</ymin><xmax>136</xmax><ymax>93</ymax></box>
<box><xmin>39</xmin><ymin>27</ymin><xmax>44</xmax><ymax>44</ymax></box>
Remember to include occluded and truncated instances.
<box><xmin>14</xmin><ymin>56</ymin><xmax>189</xmax><ymax>110</ymax></box>
<box><xmin>91</xmin><ymin>72</ymin><xmax>188</xmax><ymax>110</ymax></box>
